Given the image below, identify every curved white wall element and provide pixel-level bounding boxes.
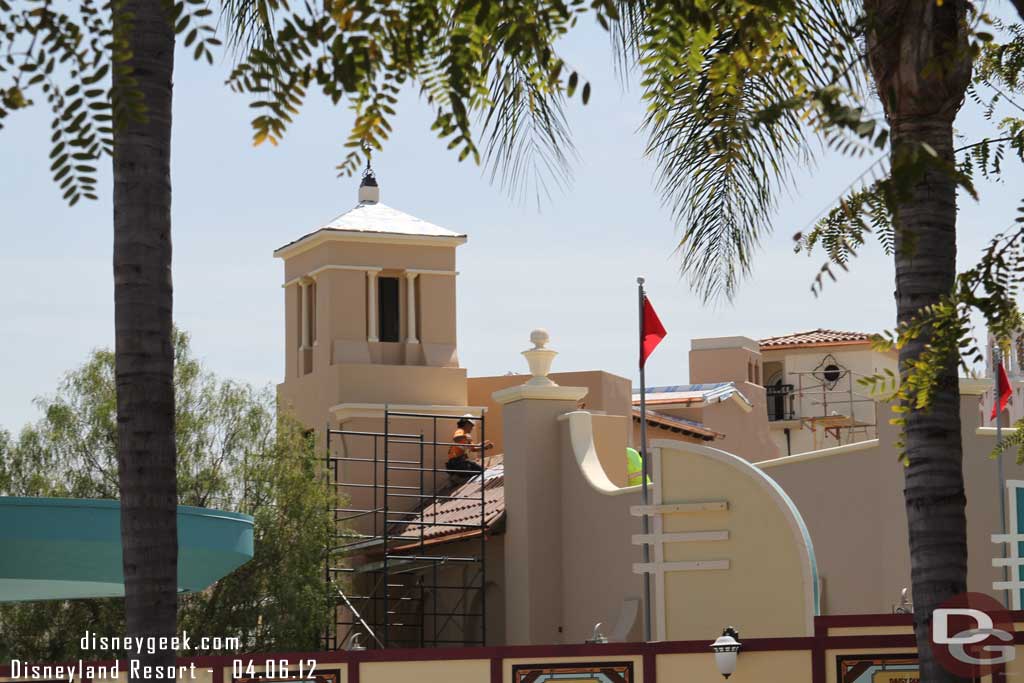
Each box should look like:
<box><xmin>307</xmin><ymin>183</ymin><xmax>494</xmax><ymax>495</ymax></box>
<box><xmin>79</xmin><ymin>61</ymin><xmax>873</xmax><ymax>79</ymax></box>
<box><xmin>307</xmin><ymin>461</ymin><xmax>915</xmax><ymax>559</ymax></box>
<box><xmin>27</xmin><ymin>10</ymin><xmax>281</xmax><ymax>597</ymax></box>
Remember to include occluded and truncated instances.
<box><xmin>561</xmin><ymin>410</ymin><xmax>638</xmax><ymax>496</ymax></box>
<box><xmin>650</xmin><ymin>438</ymin><xmax>820</xmax><ymax>636</ymax></box>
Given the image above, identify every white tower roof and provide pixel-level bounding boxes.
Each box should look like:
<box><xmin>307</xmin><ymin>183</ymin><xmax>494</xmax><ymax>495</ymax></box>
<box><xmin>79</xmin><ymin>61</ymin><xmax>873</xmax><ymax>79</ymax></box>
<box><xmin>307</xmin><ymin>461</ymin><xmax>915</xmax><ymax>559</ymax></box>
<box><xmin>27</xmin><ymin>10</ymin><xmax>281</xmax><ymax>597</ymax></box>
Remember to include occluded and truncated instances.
<box><xmin>274</xmin><ymin>175</ymin><xmax>466</xmax><ymax>258</ymax></box>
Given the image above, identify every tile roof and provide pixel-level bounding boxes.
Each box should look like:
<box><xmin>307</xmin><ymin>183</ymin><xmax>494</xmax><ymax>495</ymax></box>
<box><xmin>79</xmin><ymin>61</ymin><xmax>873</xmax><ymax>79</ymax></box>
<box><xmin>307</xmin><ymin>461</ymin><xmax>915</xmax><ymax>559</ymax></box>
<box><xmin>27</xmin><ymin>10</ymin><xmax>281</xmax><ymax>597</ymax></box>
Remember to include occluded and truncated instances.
<box><xmin>632</xmin><ymin>382</ymin><xmax>752</xmax><ymax>409</ymax></box>
<box><xmin>391</xmin><ymin>459</ymin><xmax>505</xmax><ymax>548</ymax></box>
<box><xmin>631</xmin><ymin>409</ymin><xmax>721</xmax><ymax>441</ymax></box>
<box><xmin>759</xmin><ymin>329</ymin><xmax>872</xmax><ymax>349</ymax></box>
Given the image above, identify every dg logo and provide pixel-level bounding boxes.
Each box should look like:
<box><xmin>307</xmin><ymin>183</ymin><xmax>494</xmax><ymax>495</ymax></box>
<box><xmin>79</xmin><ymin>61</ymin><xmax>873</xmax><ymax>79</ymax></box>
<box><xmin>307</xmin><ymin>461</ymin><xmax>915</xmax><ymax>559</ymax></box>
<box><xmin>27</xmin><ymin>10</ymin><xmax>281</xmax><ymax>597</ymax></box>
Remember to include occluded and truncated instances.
<box><xmin>931</xmin><ymin>592</ymin><xmax>1015</xmax><ymax>677</ymax></box>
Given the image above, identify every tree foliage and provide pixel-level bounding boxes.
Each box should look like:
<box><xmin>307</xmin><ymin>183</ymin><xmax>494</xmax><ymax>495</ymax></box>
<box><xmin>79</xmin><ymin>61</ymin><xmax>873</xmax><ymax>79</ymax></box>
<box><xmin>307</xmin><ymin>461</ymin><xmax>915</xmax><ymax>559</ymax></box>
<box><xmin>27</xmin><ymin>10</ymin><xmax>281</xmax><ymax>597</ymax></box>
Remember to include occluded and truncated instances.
<box><xmin>791</xmin><ymin>15</ymin><xmax>1024</xmax><ymax>428</ymax></box>
<box><xmin>0</xmin><ymin>0</ymin><xmax>226</xmax><ymax>205</ymax></box>
<box><xmin>0</xmin><ymin>330</ymin><xmax>337</xmax><ymax>660</ymax></box>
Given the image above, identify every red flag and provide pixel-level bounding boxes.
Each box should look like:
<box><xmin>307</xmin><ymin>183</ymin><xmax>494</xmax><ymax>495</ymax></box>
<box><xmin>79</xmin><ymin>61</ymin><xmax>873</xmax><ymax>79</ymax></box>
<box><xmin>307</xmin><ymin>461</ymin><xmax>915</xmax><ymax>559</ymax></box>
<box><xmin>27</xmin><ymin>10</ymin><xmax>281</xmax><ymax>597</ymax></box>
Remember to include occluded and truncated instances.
<box><xmin>640</xmin><ymin>296</ymin><xmax>667</xmax><ymax>368</ymax></box>
<box><xmin>992</xmin><ymin>361</ymin><xmax>1013</xmax><ymax>421</ymax></box>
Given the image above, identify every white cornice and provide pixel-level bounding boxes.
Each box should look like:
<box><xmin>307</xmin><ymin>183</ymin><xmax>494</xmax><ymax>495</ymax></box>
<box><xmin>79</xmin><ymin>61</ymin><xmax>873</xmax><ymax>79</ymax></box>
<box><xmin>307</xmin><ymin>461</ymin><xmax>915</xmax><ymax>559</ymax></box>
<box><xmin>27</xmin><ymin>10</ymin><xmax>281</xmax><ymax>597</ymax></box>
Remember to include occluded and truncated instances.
<box><xmin>406</xmin><ymin>268</ymin><xmax>459</xmax><ymax>276</ymax></box>
<box><xmin>308</xmin><ymin>264</ymin><xmax>382</xmax><ymax>281</ymax></box>
<box><xmin>283</xmin><ymin>265</ymin><xmax>454</xmax><ymax>287</ymax></box>
<box><xmin>273</xmin><ymin>229</ymin><xmax>467</xmax><ymax>260</ymax></box>
<box><xmin>977</xmin><ymin>426</ymin><xmax>1019</xmax><ymax>437</ymax></box>
<box><xmin>491</xmin><ymin>383</ymin><xmax>588</xmax><ymax>405</ymax></box>
<box><xmin>960</xmin><ymin>377</ymin><xmax>993</xmax><ymax>396</ymax></box>
<box><xmin>328</xmin><ymin>403</ymin><xmax>487</xmax><ymax>424</ymax></box>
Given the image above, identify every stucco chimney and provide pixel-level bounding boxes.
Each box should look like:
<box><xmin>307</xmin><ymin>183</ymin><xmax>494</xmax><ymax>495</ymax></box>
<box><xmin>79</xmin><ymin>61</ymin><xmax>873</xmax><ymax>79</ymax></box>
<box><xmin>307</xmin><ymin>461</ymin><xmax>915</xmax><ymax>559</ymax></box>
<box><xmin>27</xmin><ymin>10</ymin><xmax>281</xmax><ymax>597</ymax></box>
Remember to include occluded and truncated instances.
<box><xmin>358</xmin><ymin>168</ymin><xmax>380</xmax><ymax>204</ymax></box>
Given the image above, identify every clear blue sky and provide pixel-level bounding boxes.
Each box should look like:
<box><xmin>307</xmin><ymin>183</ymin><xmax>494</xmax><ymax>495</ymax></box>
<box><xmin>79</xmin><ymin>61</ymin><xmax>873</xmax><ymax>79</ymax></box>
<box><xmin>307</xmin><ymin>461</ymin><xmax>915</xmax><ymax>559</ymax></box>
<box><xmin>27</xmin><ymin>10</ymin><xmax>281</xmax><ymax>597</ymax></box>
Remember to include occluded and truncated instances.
<box><xmin>1</xmin><ymin>20</ymin><xmax>1021</xmax><ymax>431</ymax></box>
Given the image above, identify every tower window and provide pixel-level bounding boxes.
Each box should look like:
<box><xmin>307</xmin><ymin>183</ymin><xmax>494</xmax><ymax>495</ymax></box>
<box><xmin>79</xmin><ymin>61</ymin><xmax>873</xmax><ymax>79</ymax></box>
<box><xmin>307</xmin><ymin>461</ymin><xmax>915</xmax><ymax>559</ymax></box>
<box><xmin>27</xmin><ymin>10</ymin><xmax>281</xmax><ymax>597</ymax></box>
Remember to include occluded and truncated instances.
<box><xmin>378</xmin><ymin>276</ymin><xmax>401</xmax><ymax>342</ymax></box>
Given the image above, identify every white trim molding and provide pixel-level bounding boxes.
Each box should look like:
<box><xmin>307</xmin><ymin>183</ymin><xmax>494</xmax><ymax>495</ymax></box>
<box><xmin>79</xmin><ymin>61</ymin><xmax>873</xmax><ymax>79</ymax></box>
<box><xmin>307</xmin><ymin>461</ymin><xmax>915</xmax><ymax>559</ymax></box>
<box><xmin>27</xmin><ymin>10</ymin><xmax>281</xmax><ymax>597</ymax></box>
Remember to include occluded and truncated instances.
<box><xmin>406</xmin><ymin>268</ymin><xmax>459</xmax><ymax>277</ymax></box>
<box><xmin>993</xmin><ymin>479</ymin><xmax>1024</xmax><ymax>609</ymax></box>
<box><xmin>491</xmin><ymin>383</ymin><xmax>587</xmax><ymax>405</ymax></box>
<box><xmin>630</xmin><ymin>501</ymin><xmax>728</xmax><ymax>516</ymax></box>
<box><xmin>366</xmin><ymin>271</ymin><xmax>379</xmax><ymax>342</ymax></box>
<box><xmin>329</xmin><ymin>402</ymin><xmax>487</xmax><ymax>424</ymax></box>
<box><xmin>978</xmin><ymin>426</ymin><xmax>1020</xmax><ymax>437</ymax></box>
<box><xmin>283</xmin><ymin>265</ymin><xmax>383</xmax><ymax>288</ymax></box>
<box><xmin>633</xmin><ymin>560</ymin><xmax>730</xmax><ymax>573</ymax></box>
<box><xmin>405</xmin><ymin>271</ymin><xmax>419</xmax><ymax>344</ymax></box>
<box><xmin>632</xmin><ymin>531</ymin><xmax>729</xmax><ymax>545</ymax></box>
<box><xmin>273</xmin><ymin>229</ymin><xmax>467</xmax><ymax>260</ymax></box>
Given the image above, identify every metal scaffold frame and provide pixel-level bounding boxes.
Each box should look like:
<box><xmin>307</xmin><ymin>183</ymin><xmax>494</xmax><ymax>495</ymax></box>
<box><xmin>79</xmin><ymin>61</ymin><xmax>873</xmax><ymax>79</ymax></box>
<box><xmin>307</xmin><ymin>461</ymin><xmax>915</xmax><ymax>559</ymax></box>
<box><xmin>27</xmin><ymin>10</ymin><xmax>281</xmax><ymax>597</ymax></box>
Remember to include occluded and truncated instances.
<box><xmin>323</xmin><ymin>409</ymin><xmax>488</xmax><ymax>650</ymax></box>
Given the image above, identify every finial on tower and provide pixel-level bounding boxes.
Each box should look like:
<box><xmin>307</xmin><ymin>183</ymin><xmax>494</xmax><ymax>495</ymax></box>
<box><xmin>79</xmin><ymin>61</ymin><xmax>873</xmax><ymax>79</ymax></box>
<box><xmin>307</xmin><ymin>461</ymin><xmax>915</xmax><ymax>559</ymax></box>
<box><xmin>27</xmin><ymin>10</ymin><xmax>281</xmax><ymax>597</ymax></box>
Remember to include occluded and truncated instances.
<box><xmin>523</xmin><ymin>328</ymin><xmax>558</xmax><ymax>386</ymax></box>
<box><xmin>359</xmin><ymin>158</ymin><xmax>380</xmax><ymax>204</ymax></box>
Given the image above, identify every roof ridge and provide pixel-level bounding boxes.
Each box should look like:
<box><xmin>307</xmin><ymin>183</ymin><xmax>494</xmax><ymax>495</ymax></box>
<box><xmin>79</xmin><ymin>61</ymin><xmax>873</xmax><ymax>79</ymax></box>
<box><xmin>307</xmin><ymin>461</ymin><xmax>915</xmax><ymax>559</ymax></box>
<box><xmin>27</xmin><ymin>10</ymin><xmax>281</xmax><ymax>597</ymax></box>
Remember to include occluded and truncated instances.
<box><xmin>758</xmin><ymin>329</ymin><xmax>872</xmax><ymax>348</ymax></box>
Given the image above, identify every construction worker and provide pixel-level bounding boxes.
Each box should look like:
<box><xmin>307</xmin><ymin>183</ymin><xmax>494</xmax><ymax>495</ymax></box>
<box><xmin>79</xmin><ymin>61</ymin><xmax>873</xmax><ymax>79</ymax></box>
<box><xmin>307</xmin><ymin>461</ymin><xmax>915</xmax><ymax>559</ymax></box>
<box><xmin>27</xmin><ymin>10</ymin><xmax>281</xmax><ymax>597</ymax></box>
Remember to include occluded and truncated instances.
<box><xmin>447</xmin><ymin>417</ymin><xmax>493</xmax><ymax>481</ymax></box>
<box><xmin>626</xmin><ymin>447</ymin><xmax>652</xmax><ymax>487</ymax></box>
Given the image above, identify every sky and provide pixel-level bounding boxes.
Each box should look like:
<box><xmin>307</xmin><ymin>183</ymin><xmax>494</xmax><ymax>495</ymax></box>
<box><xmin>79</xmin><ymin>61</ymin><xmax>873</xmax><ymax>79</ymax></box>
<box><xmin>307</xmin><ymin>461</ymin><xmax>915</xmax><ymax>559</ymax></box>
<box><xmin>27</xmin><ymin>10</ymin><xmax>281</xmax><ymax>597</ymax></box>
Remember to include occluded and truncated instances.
<box><xmin>1</xmin><ymin>19</ymin><xmax>1022</xmax><ymax>432</ymax></box>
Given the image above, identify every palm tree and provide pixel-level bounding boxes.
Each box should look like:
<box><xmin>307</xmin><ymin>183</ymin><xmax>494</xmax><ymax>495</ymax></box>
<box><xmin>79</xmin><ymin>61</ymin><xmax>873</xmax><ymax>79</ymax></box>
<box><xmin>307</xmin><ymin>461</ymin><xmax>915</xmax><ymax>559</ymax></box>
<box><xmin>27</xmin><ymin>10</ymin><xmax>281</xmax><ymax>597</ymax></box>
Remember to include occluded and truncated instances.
<box><xmin>3</xmin><ymin>1</ymin><xmax>259</xmax><ymax>675</ymax></box>
<box><xmin>111</xmin><ymin>0</ymin><xmax>178</xmax><ymax>675</ymax></box>
<box><xmin>622</xmin><ymin>1</ymin><xmax>981</xmax><ymax>679</ymax></box>
<box><xmin>865</xmin><ymin>3</ymin><xmax>973</xmax><ymax>680</ymax></box>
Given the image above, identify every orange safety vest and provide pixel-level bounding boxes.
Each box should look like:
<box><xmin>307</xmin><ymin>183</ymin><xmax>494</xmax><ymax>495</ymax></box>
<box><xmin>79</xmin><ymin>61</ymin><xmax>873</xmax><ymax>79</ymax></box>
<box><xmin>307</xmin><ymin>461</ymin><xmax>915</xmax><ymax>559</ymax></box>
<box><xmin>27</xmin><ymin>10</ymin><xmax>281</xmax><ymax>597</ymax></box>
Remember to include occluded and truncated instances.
<box><xmin>448</xmin><ymin>429</ymin><xmax>471</xmax><ymax>460</ymax></box>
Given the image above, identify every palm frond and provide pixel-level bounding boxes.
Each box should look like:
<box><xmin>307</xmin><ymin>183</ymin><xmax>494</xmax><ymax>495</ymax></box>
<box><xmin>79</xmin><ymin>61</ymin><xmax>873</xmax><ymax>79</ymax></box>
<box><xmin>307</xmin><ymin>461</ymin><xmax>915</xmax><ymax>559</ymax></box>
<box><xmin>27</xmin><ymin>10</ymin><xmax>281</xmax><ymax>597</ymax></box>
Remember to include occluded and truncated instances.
<box><xmin>608</xmin><ymin>0</ymin><xmax>649</xmax><ymax>84</ymax></box>
<box><xmin>479</xmin><ymin>60</ymin><xmax>577</xmax><ymax>207</ymax></box>
<box><xmin>218</xmin><ymin>0</ymin><xmax>280</xmax><ymax>56</ymax></box>
<box><xmin>637</xmin><ymin>0</ymin><xmax>867</xmax><ymax>303</ymax></box>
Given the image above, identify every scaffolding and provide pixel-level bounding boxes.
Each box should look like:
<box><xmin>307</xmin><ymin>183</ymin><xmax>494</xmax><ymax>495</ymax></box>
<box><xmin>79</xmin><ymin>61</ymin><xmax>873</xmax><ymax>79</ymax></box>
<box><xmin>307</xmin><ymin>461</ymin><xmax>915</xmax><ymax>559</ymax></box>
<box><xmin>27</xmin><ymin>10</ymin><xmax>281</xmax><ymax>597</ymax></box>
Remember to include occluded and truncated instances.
<box><xmin>768</xmin><ymin>366</ymin><xmax>879</xmax><ymax>449</ymax></box>
<box><xmin>323</xmin><ymin>409</ymin><xmax>488</xmax><ymax>650</ymax></box>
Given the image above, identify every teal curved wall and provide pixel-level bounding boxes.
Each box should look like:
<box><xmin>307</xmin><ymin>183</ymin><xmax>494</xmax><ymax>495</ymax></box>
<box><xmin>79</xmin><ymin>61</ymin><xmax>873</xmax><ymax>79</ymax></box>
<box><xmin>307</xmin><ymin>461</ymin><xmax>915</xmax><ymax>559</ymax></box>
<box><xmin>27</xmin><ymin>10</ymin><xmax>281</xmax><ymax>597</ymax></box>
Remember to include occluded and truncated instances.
<box><xmin>0</xmin><ymin>497</ymin><xmax>254</xmax><ymax>602</ymax></box>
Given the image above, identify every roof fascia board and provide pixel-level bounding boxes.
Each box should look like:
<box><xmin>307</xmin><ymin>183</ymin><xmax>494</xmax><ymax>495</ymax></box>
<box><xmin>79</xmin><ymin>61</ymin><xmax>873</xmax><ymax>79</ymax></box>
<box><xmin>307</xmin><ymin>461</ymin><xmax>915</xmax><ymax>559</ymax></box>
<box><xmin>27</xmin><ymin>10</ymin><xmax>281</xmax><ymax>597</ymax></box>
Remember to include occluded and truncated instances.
<box><xmin>274</xmin><ymin>229</ymin><xmax>467</xmax><ymax>259</ymax></box>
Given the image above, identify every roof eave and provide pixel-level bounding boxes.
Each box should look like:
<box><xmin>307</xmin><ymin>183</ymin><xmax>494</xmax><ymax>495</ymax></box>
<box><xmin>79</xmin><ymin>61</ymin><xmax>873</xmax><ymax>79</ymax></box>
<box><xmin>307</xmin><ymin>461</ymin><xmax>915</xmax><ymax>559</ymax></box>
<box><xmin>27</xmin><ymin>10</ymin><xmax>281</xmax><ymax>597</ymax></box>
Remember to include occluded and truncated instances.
<box><xmin>273</xmin><ymin>228</ymin><xmax>468</xmax><ymax>259</ymax></box>
<box><xmin>760</xmin><ymin>339</ymin><xmax>873</xmax><ymax>351</ymax></box>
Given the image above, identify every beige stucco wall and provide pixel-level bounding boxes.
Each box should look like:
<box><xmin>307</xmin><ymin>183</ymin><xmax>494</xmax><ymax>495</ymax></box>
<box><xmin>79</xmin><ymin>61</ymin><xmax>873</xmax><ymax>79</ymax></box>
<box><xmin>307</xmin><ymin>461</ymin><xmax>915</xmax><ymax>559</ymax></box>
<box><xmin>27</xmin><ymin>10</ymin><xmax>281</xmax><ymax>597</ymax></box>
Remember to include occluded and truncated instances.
<box><xmin>761</xmin><ymin>392</ymin><xmax>1024</xmax><ymax>614</ymax></box>
<box><xmin>659</xmin><ymin>650</ymin><xmax>812</xmax><ymax>683</ymax></box>
<box><xmin>687</xmin><ymin>339</ymin><xmax>779</xmax><ymax>462</ymax></box>
<box><xmin>468</xmin><ymin>371</ymin><xmax>631</xmax><ymax>455</ymax></box>
<box><xmin>283</xmin><ymin>241</ymin><xmax>455</xmax><ymax>281</ymax></box>
<box><xmin>502</xmin><ymin>396</ymin><xmax>578</xmax><ymax>645</ymax></box>
<box><xmin>278</xmin><ymin>363</ymin><xmax>467</xmax><ymax>430</ymax></box>
<box><xmin>362</xmin><ymin>659</ymin><xmax>488</xmax><ymax>683</ymax></box>
<box><xmin>761</xmin><ymin>345</ymin><xmax>897</xmax><ymax>455</ymax></box>
<box><xmin>558</xmin><ymin>418</ymin><xmax>643</xmax><ymax>644</ymax></box>
<box><xmin>592</xmin><ymin>413</ymin><xmax>631</xmax><ymax>488</ymax></box>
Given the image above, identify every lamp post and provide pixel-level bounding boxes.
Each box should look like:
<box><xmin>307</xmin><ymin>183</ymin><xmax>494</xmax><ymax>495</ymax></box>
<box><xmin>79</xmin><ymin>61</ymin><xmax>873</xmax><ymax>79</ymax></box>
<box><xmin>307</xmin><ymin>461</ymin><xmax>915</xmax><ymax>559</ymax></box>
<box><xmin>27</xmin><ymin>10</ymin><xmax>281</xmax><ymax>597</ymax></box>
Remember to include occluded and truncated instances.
<box><xmin>585</xmin><ymin>622</ymin><xmax>609</xmax><ymax>645</ymax></box>
<box><xmin>710</xmin><ymin>627</ymin><xmax>742</xmax><ymax>679</ymax></box>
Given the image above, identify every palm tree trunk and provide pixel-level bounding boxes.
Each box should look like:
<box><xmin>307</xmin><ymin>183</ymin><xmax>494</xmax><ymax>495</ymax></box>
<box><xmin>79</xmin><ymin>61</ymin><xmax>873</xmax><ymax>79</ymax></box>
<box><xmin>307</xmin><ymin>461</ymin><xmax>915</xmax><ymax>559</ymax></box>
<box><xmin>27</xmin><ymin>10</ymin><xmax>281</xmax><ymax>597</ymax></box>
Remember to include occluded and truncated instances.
<box><xmin>112</xmin><ymin>0</ymin><xmax>177</xmax><ymax>678</ymax></box>
<box><xmin>892</xmin><ymin>118</ymin><xmax>968</xmax><ymax>683</ymax></box>
<box><xmin>864</xmin><ymin>2</ymin><xmax>973</xmax><ymax>681</ymax></box>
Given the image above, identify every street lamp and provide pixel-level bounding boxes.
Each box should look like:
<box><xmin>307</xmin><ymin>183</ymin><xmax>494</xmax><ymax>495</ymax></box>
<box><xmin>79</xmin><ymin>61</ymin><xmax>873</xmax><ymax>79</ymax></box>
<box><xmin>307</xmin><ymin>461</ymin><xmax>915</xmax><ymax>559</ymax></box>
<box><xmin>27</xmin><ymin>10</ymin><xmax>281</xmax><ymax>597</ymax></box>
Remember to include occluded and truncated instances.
<box><xmin>585</xmin><ymin>622</ymin><xmax>609</xmax><ymax>644</ymax></box>
<box><xmin>710</xmin><ymin>627</ymin><xmax>741</xmax><ymax>679</ymax></box>
<box><xmin>345</xmin><ymin>633</ymin><xmax>366</xmax><ymax>651</ymax></box>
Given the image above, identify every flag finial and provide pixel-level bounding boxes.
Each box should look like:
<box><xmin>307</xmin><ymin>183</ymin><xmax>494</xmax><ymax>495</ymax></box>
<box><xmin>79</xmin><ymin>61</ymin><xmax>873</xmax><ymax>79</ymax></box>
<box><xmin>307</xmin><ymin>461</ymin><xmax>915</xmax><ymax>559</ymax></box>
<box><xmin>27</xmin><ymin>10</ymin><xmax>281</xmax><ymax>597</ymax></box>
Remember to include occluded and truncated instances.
<box><xmin>637</xmin><ymin>276</ymin><xmax>645</xmax><ymax>285</ymax></box>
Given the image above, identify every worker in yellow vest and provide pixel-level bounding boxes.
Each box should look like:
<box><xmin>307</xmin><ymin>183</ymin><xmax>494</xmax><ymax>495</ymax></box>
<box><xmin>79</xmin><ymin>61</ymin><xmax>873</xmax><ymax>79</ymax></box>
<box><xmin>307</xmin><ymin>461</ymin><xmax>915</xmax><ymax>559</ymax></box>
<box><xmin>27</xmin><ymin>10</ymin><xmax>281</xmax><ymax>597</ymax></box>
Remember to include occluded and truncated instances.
<box><xmin>626</xmin><ymin>447</ymin><xmax>652</xmax><ymax>486</ymax></box>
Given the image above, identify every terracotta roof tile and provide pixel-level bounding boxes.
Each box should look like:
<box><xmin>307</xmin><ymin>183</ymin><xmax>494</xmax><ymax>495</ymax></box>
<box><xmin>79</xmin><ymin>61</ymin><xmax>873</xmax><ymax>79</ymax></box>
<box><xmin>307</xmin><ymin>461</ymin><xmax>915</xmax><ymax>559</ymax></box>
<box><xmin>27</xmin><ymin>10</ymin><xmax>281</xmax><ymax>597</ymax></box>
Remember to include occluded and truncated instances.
<box><xmin>759</xmin><ymin>329</ymin><xmax>872</xmax><ymax>349</ymax></box>
<box><xmin>392</xmin><ymin>462</ymin><xmax>505</xmax><ymax>547</ymax></box>
<box><xmin>631</xmin><ymin>409</ymin><xmax>721</xmax><ymax>441</ymax></box>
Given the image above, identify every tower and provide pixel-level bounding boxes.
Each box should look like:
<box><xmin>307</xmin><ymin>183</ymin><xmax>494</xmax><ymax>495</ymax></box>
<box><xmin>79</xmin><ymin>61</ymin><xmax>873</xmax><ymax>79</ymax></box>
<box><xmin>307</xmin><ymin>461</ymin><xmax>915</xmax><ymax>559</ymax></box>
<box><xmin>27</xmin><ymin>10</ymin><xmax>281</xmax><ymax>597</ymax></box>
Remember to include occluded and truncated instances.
<box><xmin>275</xmin><ymin>172</ymin><xmax>486</xmax><ymax>650</ymax></box>
<box><xmin>275</xmin><ymin>170</ymin><xmax>470</xmax><ymax>426</ymax></box>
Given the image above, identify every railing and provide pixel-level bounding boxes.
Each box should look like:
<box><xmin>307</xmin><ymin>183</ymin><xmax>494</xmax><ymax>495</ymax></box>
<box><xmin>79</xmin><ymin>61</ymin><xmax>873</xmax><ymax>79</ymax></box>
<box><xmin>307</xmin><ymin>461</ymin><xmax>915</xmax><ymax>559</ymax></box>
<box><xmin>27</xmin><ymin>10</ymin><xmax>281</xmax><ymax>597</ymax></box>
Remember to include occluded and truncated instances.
<box><xmin>766</xmin><ymin>384</ymin><xmax>796</xmax><ymax>421</ymax></box>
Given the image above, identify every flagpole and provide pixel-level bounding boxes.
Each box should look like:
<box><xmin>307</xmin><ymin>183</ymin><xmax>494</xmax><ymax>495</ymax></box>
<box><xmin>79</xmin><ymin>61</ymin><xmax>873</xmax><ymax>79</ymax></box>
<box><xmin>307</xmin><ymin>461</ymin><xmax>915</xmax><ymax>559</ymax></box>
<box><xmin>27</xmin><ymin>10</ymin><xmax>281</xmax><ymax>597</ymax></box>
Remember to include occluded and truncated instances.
<box><xmin>996</xmin><ymin>347</ymin><xmax>1009</xmax><ymax>606</ymax></box>
<box><xmin>637</xmin><ymin>276</ymin><xmax>652</xmax><ymax>642</ymax></box>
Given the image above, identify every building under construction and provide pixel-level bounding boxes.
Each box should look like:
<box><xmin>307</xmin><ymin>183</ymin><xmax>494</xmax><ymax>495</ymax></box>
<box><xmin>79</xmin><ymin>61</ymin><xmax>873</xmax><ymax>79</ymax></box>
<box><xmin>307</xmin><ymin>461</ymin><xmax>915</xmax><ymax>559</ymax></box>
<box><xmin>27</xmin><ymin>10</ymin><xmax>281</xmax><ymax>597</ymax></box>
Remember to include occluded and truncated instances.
<box><xmin>324</xmin><ymin>411</ymin><xmax>503</xmax><ymax>650</ymax></box>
